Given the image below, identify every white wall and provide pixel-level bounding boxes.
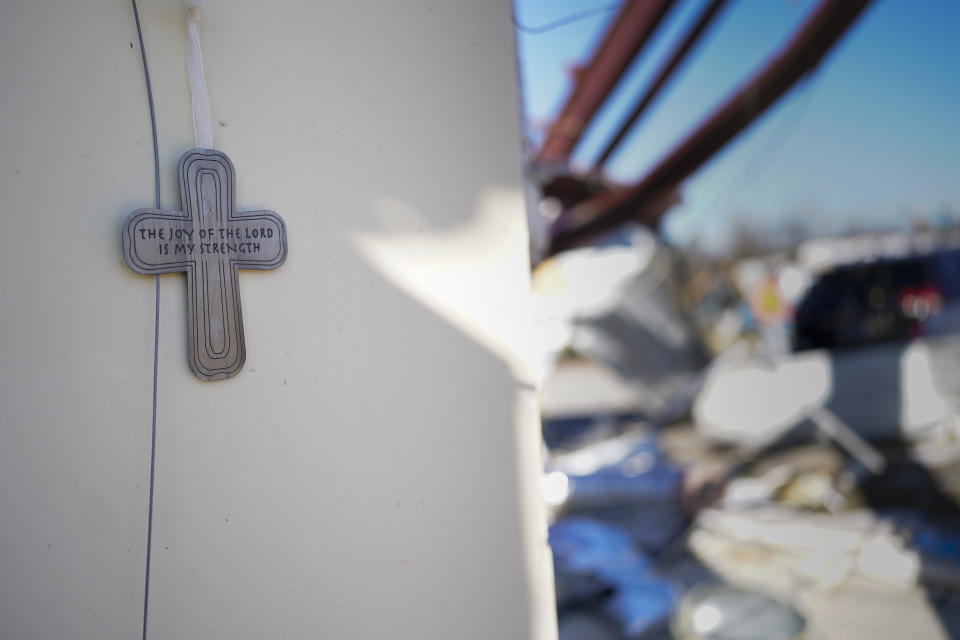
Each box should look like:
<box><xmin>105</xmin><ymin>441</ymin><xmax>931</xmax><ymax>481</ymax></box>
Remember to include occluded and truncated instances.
<box><xmin>0</xmin><ymin>1</ymin><xmax>555</xmax><ymax>638</ymax></box>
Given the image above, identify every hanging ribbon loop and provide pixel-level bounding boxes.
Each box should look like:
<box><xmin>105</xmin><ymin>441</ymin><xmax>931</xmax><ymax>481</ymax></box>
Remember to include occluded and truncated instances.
<box><xmin>185</xmin><ymin>1</ymin><xmax>214</xmax><ymax>149</ymax></box>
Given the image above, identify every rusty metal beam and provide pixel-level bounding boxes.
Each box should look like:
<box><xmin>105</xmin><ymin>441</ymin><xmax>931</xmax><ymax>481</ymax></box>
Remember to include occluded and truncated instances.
<box><xmin>536</xmin><ymin>0</ymin><xmax>677</xmax><ymax>165</ymax></box>
<box><xmin>548</xmin><ymin>0</ymin><xmax>874</xmax><ymax>256</ymax></box>
<box><xmin>594</xmin><ymin>0</ymin><xmax>732</xmax><ymax>168</ymax></box>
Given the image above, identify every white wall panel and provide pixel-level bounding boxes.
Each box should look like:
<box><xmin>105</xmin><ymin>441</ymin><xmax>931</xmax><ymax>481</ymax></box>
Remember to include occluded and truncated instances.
<box><xmin>0</xmin><ymin>1</ymin><xmax>554</xmax><ymax>638</ymax></box>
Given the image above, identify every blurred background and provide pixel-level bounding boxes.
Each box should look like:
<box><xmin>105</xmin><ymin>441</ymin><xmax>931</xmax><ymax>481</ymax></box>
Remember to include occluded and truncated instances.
<box><xmin>513</xmin><ymin>0</ymin><xmax>960</xmax><ymax>637</ymax></box>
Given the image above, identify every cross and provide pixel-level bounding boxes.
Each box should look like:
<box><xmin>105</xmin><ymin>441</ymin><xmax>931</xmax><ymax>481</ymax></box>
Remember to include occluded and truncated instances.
<box><xmin>122</xmin><ymin>149</ymin><xmax>287</xmax><ymax>381</ymax></box>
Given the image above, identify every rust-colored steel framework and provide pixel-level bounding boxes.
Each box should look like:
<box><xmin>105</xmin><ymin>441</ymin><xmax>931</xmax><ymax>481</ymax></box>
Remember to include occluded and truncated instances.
<box><xmin>593</xmin><ymin>0</ymin><xmax>731</xmax><ymax>169</ymax></box>
<box><xmin>539</xmin><ymin>0</ymin><xmax>875</xmax><ymax>257</ymax></box>
<box><xmin>536</xmin><ymin>0</ymin><xmax>677</xmax><ymax>165</ymax></box>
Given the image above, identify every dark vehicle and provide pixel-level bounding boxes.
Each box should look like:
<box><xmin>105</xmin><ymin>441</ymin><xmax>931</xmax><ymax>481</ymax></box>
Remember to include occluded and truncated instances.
<box><xmin>793</xmin><ymin>249</ymin><xmax>960</xmax><ymax>352</ymax></box>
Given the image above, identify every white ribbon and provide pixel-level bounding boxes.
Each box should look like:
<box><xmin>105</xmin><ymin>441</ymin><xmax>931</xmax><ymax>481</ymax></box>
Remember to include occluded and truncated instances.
<box><xmin>186</xmin><ymin>1</ymin><xmax>214</xmax><ymax>149</ymax></box>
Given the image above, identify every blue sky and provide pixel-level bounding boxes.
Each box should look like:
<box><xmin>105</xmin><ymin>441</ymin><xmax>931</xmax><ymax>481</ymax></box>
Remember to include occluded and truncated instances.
<box><xmin>514</xmin><ymin>0</ymin><xmax>960</xmax><ymax>253</ymax></box>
